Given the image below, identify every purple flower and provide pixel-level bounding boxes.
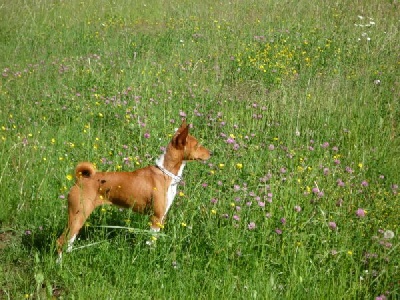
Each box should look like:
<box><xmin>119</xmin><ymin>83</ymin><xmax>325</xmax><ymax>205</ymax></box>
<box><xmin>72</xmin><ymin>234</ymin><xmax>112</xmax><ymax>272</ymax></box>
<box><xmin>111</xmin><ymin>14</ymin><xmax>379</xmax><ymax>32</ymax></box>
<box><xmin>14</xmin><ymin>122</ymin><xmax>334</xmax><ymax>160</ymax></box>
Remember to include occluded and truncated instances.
<box><xmin>321</xmin><ymin>142</ymin><xmax>329</xmax><ymax>148</ymax></box>
<box><xmin>226</xmin><ymin>137</ymin><xmax>235</xmax><ymax>144</ymax></box>
<box><xmin>312</xmin><ymin>187</ymin><xmax>320</xmax><ymax>194</ymax></box>
<box><xmin>294</xmin><ymin>205</ymin><xmax>302</xmax><ymax>212</ymax></box>
<box><xmin>275</xmin><ymin>228</ymin><xmax>282</xmax><ymax>235</ymax></box>
<box><xmin>337</xmin><ymin>179</ymin><xmax>345</xmax><ymax>187</ymax></box>
<box><xmin>144</xmin><ymin>132</ymin><xmax>150</xmax><ymax>139</ymax></box>
<box><xmin>356</xmin><ymin>208</ymin><xmax>366</xmax><ymax>217</ymax></box>
<box><xmin>179</xmin><ymin>111</ymin><xmax>187</xmax><ymax>117</ymax></box>
<box><xmin>268</xmin><ymin>144</ymin><xmax>275</xmax><ymax>151</ymax></box>
<box><xmin>233</xmin><ymin>215</ymin><xmax>240</xmax><ymax>221</ymax></box>
<box><xmin>280</xmin><ymin>218</ymin><xmax>286</xmax><ymax>225</ymax></box>
<box><xmin>361</xmin><ymin>180</ymin><xmax>368</xmax><ymax>187</ymax></box>
<box><xmin>248</xmin><ymin>222</ymin><xmax>256</xmax><ymax>230</ymax></box>
<box><xmin>328</xmin><ymin>222</ymin><xmax>337</xmax><ymax>230</ymax></box>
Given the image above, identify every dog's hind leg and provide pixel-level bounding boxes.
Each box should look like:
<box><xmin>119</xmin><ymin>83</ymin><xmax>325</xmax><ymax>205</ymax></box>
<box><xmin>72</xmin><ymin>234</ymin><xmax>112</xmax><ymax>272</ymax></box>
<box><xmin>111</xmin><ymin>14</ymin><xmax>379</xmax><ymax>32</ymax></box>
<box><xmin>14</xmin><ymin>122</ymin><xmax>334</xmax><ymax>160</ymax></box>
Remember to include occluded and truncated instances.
<box><xmin>57</xmin><ymin>185</ymin><xmax>100</xmax><ymax>258</ymax></box>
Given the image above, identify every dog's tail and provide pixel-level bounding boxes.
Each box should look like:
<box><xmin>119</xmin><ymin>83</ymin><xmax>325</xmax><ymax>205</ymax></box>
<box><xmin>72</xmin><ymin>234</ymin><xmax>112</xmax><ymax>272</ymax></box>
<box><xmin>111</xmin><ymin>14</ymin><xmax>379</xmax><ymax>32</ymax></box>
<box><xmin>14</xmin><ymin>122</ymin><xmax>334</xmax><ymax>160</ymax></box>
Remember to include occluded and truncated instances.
<box><xmin>75</xmin><ymin>162</ymin><xmax>96</xmax><ymax>181</ymax></box>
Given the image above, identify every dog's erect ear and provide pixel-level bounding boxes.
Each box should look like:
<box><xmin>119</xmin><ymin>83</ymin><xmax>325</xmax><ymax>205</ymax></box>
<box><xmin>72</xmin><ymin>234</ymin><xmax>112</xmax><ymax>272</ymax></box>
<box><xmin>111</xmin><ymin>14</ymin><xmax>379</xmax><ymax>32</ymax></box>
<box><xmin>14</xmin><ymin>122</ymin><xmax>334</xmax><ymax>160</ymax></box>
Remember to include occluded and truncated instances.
<box><xmin>172</xmin><ymin>120</ymin><xmax>189</xmax><ymax>149</ymax></box>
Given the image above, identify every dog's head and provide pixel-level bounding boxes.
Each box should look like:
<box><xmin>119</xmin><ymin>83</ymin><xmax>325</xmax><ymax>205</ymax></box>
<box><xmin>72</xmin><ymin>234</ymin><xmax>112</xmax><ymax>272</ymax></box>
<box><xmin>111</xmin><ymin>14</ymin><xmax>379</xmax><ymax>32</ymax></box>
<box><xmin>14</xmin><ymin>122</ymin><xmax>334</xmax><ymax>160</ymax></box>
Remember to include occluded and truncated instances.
<box><xmin>171</xmin><ymin>120</ymin><xmax>211</xmax><ymax>161</ymax></box>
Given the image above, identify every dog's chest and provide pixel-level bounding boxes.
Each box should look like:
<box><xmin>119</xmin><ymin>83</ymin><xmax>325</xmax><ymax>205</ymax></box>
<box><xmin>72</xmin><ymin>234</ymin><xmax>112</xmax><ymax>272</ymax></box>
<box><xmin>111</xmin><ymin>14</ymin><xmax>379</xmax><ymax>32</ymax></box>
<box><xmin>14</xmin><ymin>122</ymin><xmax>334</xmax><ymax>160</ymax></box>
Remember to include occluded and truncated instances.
<box><xmin>165</xmin><ymin>162</ymin><xmax>185</xmax><ymax>214</ymax></box>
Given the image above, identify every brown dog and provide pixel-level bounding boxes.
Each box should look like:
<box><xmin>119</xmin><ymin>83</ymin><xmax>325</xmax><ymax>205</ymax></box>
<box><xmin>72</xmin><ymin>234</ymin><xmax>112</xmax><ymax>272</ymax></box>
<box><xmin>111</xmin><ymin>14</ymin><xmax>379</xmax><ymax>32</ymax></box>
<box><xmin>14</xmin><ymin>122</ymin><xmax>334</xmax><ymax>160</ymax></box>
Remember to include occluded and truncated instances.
<box><xmin>57</xmin><ymin>120</ymin><xmax>210</xmax><ymax>259</ymax></box>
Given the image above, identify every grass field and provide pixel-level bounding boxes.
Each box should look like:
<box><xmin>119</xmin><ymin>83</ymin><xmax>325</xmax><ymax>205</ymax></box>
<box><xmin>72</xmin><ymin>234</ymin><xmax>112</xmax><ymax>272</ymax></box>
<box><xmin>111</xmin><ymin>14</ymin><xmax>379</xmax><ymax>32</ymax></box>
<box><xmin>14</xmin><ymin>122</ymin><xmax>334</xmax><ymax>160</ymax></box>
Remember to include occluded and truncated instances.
<box><xmin>0</xmin><ymin>0</ymin><xmax>399</xmax><ymax>299</ymax></box>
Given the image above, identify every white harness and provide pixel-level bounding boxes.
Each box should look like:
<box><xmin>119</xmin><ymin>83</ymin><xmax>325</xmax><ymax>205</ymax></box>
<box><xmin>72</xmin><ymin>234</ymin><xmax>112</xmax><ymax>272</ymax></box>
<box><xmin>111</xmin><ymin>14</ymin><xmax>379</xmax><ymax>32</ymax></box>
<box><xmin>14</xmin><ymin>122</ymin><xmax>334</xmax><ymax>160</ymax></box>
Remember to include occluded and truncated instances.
<box><xmin>155</xmin><ymin>154</ymin><xmax>186</xmax><ymax>219</ymax></box>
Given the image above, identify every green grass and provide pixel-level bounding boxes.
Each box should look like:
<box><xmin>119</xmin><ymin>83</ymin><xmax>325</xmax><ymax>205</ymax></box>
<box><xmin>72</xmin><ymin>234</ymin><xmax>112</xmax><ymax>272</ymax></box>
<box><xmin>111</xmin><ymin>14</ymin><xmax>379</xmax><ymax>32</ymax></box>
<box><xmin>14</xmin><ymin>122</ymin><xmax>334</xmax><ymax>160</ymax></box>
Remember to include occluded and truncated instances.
<box><xmin>1</xmin><ymin>0</ymin><xmax>399</xmax><ymax>298</ymax></box>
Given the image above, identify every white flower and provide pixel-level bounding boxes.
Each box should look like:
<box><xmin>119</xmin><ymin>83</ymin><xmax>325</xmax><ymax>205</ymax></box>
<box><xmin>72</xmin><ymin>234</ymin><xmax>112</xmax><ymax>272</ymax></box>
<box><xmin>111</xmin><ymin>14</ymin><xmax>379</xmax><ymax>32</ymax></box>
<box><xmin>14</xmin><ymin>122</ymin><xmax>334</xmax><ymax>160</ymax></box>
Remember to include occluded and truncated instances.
<box><xmin>384</xmin><ymin>230</ymin><xmax>395</xmax><ymax>239</ymax></box>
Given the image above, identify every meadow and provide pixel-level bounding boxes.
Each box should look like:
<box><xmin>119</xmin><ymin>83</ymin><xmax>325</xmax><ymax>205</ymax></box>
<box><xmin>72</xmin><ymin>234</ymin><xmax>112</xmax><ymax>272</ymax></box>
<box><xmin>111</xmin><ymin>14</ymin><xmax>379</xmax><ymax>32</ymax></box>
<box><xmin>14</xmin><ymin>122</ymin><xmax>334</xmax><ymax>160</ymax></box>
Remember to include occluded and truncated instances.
<box><xmin>0</xmin><ymin>0</ymin><xmax>399</xmax><ymax>298</ymax></box>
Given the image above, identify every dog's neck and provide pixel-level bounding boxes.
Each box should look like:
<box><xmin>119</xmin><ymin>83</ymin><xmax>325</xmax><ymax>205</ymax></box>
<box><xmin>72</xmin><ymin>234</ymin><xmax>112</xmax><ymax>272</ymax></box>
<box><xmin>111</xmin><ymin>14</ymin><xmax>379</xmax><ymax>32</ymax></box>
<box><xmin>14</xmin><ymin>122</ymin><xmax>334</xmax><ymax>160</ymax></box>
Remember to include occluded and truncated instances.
<box><xmin>155</xmin><ymin>154</ymin><xmax>186</xmax><ymax>185</ymax></box>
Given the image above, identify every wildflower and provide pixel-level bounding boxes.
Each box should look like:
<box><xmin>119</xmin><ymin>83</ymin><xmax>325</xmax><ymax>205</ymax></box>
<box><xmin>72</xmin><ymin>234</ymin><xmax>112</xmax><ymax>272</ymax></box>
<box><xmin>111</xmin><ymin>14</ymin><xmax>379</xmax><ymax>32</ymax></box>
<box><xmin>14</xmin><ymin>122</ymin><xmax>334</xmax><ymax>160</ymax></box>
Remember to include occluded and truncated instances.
<box><xmin>347</xmin><ymin>250</ymin><xmax>353</xmax><ymax>255</ymax></box>
<box><xmin>179</xmin><ymin>111</ymin><xmax>187</xmax><ymax>117</ymax></box>
<box><xmin>294</xmin><ymin>205</ymin><xmax>302</xmax><ymax>212</ymax></box>
<box><xmin>328</xmin><ymin>221</ymin><xmax>337</xmax><ymax>230</ymax></box>
<box><xmin>275</xmin><ymin>228</ymin><xmax>282</xmax><ymax>235</ymax></box>
<box><xmin>280</xmin><ymin>218</ymin><xmax>286</xmax><ymax>225</ymax></box>
<box><xmin>226</xmin><ymin>137</ymin><xmax>235</xmax><ymax>144</ymax></box>
<box><xmin>144</xmin><ymin>132</ymin><xmax>150</xmax><ymax>139</ymax></box>
<box><xmin>219</xmin><ymin>163</ymin><xmax>225</xmax><ymax>169</ymax></box>
<box><xmin>268</xmin><ymin>144</ymin><xmax>275</xmax><ymax>151</ymax></box>
<box><xmin>181</xmin><ymin>222</ymin><xmax>187</xmax><ymax>227</ymax></box>
<box><xmin>383</xmin><ymin>230</ymin><xmax>395</xmax><ymax>239</ymax></box>
<box><xmin>66</xmin><ymin>174</ymin><xmax>73</xmax><ymax>181</ymax></box>
<box><xmin>172</xmin><ymin>261</ymin><xmax>179</xmax><ymax>269</ymax></box>
<box><xmin>236</xmin><ymin>163</ymin><xmax>243</xmax><ymax>169</ymax></box>
<box><xmin>211</xmin><ymin>209</ymin><xmax>217</xmax><ymax>214</ymax></box>
<box><xmin>312</xmin><ymin>187</ymin><xmax>320</xmax><ymax>194</ymax></box>
<box><xmin>233</xmin><ymin>215</ymin><xmax>240</xmax><ymax>221</ymax></box>
<box><xmin>248</xmin><ymin>222</ymin><xmax>256</xmax><ymax>230</ymax></box>
<box><xmin>179</xmin><ymin>191</ymin><xmax>185</xmax><ymax>197</ymax></box>
<box><xmin>361</xmin><ymin>180</ymin><xmax>368</xmax><ymax>187</ymax></box>
<box><xmin>321</xmin><ymin>142</ymin><xmax>329</xmax><ymax>149</ymax></box>
<box><xmin>356</xmin><ymin>208</ymin><xmax>366</xmax><ymax>217</ymax></box>
<box><xmin>337</xmin><ymin>179</ymin><xmax>345</xmax><ymax>187</ymax></box>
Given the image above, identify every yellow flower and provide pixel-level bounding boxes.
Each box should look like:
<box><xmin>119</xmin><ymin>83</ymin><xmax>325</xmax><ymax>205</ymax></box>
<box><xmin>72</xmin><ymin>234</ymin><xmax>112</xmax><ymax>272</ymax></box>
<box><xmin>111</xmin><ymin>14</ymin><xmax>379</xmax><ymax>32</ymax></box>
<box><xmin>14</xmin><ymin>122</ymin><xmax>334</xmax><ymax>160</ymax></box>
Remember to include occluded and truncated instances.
<box><xmin>236</xmin><ymin>163</ymin><xmax>243</xmax><ymax>169</ymax></box>
<box><xmin>181</xmin><ymin>222</ymin><xmax>187</xmax><ymax>227</ymax></box>
<box><xmin>219</xmin><ymin>163</ymin><xmax>225</xmax><ymax>169</ymax></box>
<box><xmin>358</xmin><ymin>163</ymin><xmax>363</xmax><ymax>169</ymax></box>
<box><xmin>179</xmin><ymin>191</ymin><xmax>185</xmax><ymax>197</ymax></box>
<box><xmin>211</xmin><ymin>209</ymin><xmax>217</xmax><ymax>214</ymax></box>
<box><xmin>347</xmin><ymin>250</ymin><xmax>353</xmax><ymax>255</ymax></box>
<box><xmin>66</xmin><ymin>174</ymin><xmax>73</xmax><ymax>181</ymax></box>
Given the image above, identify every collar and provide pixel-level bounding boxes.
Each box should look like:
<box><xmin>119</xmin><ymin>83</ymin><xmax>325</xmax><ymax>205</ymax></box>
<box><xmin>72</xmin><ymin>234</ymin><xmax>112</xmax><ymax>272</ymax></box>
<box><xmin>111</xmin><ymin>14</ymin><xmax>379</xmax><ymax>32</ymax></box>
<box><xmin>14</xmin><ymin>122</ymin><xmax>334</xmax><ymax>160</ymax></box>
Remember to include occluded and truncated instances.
<box><xmin>155</xmin><ymin>155</ymin><xmax>183</xmax><ymax>185</ymax></box>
